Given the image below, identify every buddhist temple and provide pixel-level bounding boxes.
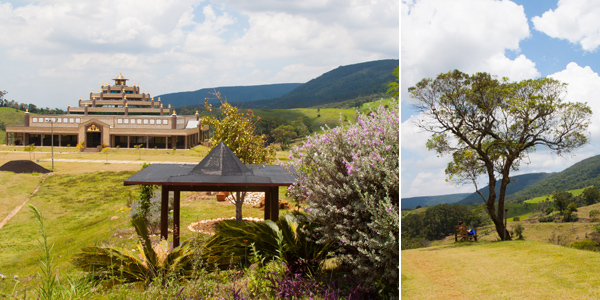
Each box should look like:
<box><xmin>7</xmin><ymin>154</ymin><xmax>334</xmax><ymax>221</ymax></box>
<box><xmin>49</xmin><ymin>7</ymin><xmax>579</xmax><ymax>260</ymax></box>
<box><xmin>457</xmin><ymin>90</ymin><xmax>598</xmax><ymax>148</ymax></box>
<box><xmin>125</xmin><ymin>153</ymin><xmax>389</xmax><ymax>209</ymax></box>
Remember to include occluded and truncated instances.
<box><xmin>5</xmin><ymin>73</ymin><xmax>209</xmax><ymax>150</ymax></box>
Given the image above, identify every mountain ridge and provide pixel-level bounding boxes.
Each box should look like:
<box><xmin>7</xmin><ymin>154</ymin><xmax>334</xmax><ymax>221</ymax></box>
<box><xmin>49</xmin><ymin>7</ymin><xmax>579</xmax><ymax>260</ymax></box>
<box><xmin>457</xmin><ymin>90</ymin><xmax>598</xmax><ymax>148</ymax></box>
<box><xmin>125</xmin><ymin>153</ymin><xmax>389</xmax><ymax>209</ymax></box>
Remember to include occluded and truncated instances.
<box><xmin>157</xmin><ymin>83</ymin><xmax>302</xmax><ymax>108</ymax></box>
<box><xmin>156</xmin><ymin>59</ymin><xmax>399</xmax><ymax>109</ymax></box>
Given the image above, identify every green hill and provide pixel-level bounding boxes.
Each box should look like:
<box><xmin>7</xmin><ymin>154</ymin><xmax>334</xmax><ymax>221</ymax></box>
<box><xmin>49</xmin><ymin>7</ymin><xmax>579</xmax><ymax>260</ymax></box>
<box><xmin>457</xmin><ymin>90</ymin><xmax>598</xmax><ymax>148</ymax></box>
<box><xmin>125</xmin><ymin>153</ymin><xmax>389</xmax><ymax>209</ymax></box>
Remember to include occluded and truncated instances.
<box><xmin>401</xmin><ymin>193</ymin><xmax>470</xmax><ymax>209</ymax></box>
<box><xmin>457</xmin><ymin>173</ymin><xmax>553</xmax><ymax>205</ymax></box>
<box><xmin>240</xmin><ymin>59</ymin><xmax>398</xmax><ymax>109</ymax></box>
<box><xmin>0</xmin><ymin>107</ymin><xmax>29</xmax><ymax>144</ymax></box>
<box><xmin>156</xmin><ymin>83</ymin><xmax>302</xmax><ymax>108</ymax></box>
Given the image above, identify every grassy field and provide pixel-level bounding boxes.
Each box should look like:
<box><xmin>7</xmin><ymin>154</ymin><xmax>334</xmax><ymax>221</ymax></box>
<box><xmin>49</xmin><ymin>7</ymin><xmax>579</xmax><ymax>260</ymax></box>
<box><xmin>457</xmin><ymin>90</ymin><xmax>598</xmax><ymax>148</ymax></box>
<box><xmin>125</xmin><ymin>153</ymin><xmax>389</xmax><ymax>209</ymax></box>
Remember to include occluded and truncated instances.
<box><xmin>402</xmin><ymin>241</ymin><xmax>600</xmax><ymax>299</ymax></box>
<box><xmin>0</xmin><ymin>172</ymin><xmax>45</xmax><ymax>221</ymax></box>
<box><xmin>524</xmin><ymin>187</ymin><xmax>589</xmax><ymax>204</ymax></box>
<box><xmin>0</xmin><ymin>147</ymin><xmax>297</xmax><ymax>297</ymax></box>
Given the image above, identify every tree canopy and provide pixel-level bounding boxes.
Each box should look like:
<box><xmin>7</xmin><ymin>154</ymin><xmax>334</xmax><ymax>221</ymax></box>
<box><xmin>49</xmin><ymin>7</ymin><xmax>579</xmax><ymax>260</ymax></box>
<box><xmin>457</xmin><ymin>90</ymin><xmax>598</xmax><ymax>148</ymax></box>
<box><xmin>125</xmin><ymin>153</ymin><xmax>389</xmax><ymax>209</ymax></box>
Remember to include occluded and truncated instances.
<box><xmin>201</xmin><ymin>93</ymin><xmax>275</xmax><ymax>165</ymax></box>
<box><xmin>409</xmin><ymin>70</ymin><xmax>592</xmax><ymax>240</ymax></box>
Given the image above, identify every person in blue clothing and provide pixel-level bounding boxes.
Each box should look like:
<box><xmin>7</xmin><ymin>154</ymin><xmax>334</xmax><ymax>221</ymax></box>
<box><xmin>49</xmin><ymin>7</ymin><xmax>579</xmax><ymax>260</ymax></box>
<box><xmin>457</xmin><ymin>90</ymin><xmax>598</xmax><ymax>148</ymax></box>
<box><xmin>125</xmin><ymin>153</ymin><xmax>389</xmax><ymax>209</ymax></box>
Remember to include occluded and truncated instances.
<box><xmin>468</xmin><ymin>228</ymin><xmax>477</xmax><ymax>241</ymax></box>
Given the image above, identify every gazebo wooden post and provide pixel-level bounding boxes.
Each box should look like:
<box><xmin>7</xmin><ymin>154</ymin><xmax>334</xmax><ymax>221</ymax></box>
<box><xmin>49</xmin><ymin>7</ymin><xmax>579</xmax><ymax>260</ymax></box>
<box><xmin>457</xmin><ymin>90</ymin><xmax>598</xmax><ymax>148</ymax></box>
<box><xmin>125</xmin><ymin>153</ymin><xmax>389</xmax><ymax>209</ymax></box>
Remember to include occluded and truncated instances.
<box><xmin>173</xmin><ymin>189</ymin><xmax>181</xmax><ymax>248</ymax></box>
<box><xmin>264</xmin><ymin>188</ymin><xmax>271</xmax><ymax>221</ymax></box>
<box><xmin>270</xmin><ymin>186</ymin><xmax>279</xmax><ymax>221</ymax></box>
<box><xmin>161</xmin><ymin>186</ymin><xmax>169</xmax><ymax>241</ymax></box>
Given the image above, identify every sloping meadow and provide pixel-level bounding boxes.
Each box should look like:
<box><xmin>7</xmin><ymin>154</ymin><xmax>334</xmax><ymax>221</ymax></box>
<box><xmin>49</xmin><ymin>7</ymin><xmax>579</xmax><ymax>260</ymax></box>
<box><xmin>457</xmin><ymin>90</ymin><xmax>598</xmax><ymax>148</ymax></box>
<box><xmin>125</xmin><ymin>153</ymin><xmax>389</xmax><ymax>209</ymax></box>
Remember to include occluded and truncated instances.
<box><xmin>0</xmin><ymin>171</ymin><xmax>138</xmax><ymax>293</ymax></box>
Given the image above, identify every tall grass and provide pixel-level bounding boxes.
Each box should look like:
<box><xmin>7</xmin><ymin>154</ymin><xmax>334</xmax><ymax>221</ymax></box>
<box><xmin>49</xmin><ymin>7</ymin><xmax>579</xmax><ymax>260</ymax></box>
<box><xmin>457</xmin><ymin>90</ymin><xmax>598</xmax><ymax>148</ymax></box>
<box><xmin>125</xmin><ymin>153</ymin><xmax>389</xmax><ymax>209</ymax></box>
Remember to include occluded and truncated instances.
<box><xmin>29</xmin><ymin>203</ymin><xmax>57</xmax><ymax>300</ymax></box>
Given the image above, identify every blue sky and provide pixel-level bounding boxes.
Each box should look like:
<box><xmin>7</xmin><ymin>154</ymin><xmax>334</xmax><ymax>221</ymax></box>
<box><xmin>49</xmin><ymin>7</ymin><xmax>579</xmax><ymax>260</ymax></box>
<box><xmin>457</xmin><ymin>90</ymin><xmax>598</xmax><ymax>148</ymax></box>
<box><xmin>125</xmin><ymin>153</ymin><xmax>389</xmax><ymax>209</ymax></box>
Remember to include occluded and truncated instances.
<box><xmin>0</xmin><ymin>0</ymin><xmax>398</xmax><ymax>109</ymax></box>
<box><xmin>402</xmin><ymin>0</ymin><xmax>600</xmax><ymax>198</ymax></box>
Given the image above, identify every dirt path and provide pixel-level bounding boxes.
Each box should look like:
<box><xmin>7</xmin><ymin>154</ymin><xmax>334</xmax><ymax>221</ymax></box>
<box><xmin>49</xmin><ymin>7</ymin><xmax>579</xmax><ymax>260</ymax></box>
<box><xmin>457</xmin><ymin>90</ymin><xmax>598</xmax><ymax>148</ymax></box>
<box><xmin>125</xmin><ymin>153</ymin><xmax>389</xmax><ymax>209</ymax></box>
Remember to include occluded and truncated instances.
<box><xmin>0</xmin><ymin>173</ymin><xmax>50</xmax><ymax>230</ymax></box>
<box><xmin>40</xmin><ymin>158</ymin><xmax>178</xmax><ymax>164</ymax></box>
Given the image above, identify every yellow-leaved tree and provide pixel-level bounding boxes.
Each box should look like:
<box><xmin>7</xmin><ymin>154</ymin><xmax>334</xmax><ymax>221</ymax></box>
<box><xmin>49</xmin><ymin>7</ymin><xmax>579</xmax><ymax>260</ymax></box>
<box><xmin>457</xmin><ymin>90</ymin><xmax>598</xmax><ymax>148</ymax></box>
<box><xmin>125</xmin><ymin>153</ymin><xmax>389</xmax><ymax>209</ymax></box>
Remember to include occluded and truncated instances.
<box><xmin>201</xmin><ymin>92</ymin><xmax>275</xmax><ymax>220</ymax></box>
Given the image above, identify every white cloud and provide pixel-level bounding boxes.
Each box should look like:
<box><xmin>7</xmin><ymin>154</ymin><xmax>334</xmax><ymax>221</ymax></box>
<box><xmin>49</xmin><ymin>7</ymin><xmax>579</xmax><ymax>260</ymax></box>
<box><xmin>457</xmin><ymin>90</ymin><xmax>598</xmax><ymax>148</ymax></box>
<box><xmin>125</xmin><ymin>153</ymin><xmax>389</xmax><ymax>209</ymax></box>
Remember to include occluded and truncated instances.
<box><xmin>532</xmin><ymin>0</ymin><xmax>600</xmax><ymax>51</ymax></box>
<box><xmin>549</xmin><ymin>62</ymin><xmax>600</xmax><ymax>142</ymax></box>
<box><xmin>401</xmin><ymin>0</ymin><xmax>538</xmax><ymax>102</ymax></box>
<box><xmin>0</xmin><ymin>0</ymin><xmax>398</xmax><ymax>108</ymax></box>
<box><xmin>402</xmin><ymin>170</ymin><xmax>476</xmax><ymax>198</ymax></box>
<box><xmin>401</xmin><ymin>117</ymin><xmax>429</xmax><ymax>152</ymax></box>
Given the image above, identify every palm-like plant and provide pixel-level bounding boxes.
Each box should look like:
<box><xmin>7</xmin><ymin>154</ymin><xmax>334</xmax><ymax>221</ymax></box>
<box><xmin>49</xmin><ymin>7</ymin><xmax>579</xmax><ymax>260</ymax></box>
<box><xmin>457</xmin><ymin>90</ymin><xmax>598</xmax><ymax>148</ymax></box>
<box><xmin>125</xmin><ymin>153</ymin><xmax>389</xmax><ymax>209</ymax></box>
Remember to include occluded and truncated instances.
<box><xmin>72</xmin><ymin>217</ymin><xmax>197</xmax><ymax>286</ymax></box>
<box><xmin>205</xmin><ymin>212</ymin><xmax>332</xmax><ymax>275</ymax></box>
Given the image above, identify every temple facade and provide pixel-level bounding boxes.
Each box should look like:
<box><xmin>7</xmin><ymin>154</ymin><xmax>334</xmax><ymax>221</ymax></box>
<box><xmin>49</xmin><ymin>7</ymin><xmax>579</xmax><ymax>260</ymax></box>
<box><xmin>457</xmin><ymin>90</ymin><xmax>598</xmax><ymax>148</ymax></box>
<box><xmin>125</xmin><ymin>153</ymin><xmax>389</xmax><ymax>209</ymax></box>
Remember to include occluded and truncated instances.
<box><xmin>6</xmin><ymin>73</ymin><xmax>208</xmax><ymax>150</ymax></box>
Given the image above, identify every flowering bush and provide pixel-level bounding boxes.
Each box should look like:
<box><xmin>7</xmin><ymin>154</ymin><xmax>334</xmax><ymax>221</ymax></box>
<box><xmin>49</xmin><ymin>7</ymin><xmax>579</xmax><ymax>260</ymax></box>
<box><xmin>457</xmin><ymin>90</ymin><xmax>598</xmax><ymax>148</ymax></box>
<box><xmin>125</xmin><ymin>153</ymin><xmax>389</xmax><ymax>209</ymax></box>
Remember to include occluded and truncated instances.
<box><xmin>285</xmin><ymin>102</ymin><xmax>399</xmax><ymax>296</ymax></box>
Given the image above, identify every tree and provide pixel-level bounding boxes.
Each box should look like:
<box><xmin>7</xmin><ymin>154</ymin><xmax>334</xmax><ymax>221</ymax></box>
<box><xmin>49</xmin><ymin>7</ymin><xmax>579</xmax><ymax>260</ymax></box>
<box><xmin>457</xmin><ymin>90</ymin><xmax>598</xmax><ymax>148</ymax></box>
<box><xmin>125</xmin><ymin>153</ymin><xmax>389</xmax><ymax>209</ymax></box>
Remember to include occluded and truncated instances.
<box><xmin>134</xmin><ymin>144</ymin><xmax>144</xmax><ymax>160</ymax></box>
<box><xmin>564</xmin><ymin>202</ymin><xmax>578</xmax><ymax>222</ymax></box>
<box><xmin>271</xmin><ymin>124</ymin><xmax>297</xmax><ymax>149</ymax></box>
<box><xmin>201</xmin><ymin>92</ymin><xmax>275</xmax><ymax>221</ymax></box>
<box><xmin>387</xmin><ymin>66</ymin><xmax>399</xmax><ymax>98</ymax></box>
<box><xmin>552</xmin><ymin>190</ymin><xmax>573</xmax><ymax>215</ymax></box>
<box><xmin>583</xmin><ymin>186</ymin><xmax>600</xmax><ymax>205</ymax></box>
<box><xmin>291</xmin><ymin>119</ymin><xmax>310</xmax><ymax>137</ymax></box>
<box><xmin>24</xmin><ymin>143</ymin><xmax>36</xmax><ymax>160</ymax></box>
<box><xmin>409</xmin><ymin>70</ymin><xmax>592</xmax><ymax>240</ymax></box>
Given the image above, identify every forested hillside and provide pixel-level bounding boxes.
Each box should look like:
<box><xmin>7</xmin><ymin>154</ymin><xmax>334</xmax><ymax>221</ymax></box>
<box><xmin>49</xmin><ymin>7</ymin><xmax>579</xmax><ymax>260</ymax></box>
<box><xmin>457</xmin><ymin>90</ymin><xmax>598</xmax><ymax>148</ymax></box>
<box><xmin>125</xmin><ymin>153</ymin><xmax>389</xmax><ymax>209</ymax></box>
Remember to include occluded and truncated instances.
<box><xmin>457</xmin><ymin>173</ymin><xmax>553</xmax><ymax>205</ymax></box>
<box><xmin>240</xmin><ymin>59</ymin><xmax>398</xmax><ymax>109</ymax></box>
<box><xmin>157</xmin><ymin>83</ymin><xmax>302</xmax><ymax>108</ymax></box>
<box><xmin>401</xmin><ymin>193</ymin><xmax>470</xmax><ymax>209</ymax></box>
<box><xmin>508</xmin><ymin>155</ymin><xmax>600</xmax><ymax>202</ymax></box>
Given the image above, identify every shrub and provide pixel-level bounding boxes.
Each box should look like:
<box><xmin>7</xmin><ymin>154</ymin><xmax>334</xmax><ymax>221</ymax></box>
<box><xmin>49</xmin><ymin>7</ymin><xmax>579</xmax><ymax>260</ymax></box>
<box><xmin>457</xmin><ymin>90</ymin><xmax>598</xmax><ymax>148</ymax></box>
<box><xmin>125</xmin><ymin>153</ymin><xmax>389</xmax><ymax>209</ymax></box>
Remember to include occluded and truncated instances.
<box><xmin>539</xmin><ymin>215</ymin><xmax>554</xmax><ymax>223</ymax></box>
<box><xmin>286</xmin><ymin>103</ymin><xmax>399</xmax><ymax>296</ymax></box>
<box><xmin>513</xmin><ymin>224</ymin><xmax>524</xmax><ymax>240</ymax></box>
<box><xmin>72</xmin><ymin>217</ymin><xmax>197</xmax><ymax>285</ymax></box>
<box><xmin>589</xmin><ymin>209</ymin><xmax>600</xmax><ymax>221</ymax></box>
<box><xmin>513</xmin><ymin>216</ymin><xmax>520</xmax><ymax>222</ymax></box>
<box><xmin>205</xmin><ymin>212</ymin><xmax>332</xmax><ymax>276</ymax></box>
<box><xmin>564</xmin><ymin>202</ymin><xmax>578</xmax><ymax>222</ymax></box>
<box><xmin>131</xmin><ymin>190</ymin><xmax>173</xmax><ymax>234</ymax></box>
<box><xmin>571</xmin><ymin>240</ymin><xmax>600</xmax><ymax>252</ymax></box>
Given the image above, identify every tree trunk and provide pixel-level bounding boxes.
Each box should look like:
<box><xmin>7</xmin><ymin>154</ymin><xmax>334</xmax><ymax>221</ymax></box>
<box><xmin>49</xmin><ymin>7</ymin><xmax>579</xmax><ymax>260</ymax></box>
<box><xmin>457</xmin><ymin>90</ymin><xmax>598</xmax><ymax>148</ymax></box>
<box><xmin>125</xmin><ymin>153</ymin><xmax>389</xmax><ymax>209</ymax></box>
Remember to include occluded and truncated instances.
<box><xmin>235</xmin><ymin>191</ymin><xmax>245</xmax><ymax>221</ymax></box>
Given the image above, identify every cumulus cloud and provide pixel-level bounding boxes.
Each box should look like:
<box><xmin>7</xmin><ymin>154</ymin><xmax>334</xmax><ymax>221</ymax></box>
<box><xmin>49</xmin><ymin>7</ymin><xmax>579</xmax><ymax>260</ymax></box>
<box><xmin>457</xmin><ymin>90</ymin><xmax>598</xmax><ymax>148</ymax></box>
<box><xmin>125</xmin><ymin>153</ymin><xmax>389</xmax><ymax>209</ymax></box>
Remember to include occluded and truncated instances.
<box><xmin>401</xmin><ymin>0</ymin><xmax>538</xmax><ymax>101</ymax></box>
<box><xmin>549</xmin><ymin>62</ymin><xmax>600</xmax><ymax>142</ymax></box>
<box><xmin>532</xmin><ymin>0</ymin><xmax>600</xmax><ymax>51</ymax></box>
<box><xmin>0</xmin><ymin>0</ymin><xmax>398</xmax><ymax>108</ymax></box>
<box><xmin>401</xmin><ymin>116</ymin><xmax>429</xmax><ymax>152</ymax></box>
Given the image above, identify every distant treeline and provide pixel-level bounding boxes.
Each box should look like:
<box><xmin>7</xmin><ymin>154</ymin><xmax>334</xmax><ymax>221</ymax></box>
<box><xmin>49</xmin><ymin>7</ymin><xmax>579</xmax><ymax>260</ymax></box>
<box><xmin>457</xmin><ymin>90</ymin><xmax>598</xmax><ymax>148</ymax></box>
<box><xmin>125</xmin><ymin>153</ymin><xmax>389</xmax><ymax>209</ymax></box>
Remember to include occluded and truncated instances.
<box><xmin>402</xmin><ymin>204</ymin><xmax>489</xmax><ymax>250</ymax></box>
<box><xmin>0</xmin><ymin>90</ymin><xmax>65</xmax><ymax>115</ymax></box>
<box><xmin>175</xmin><ymin>104</ymin><xmax>315</xmax><ymax>147</ymax></box>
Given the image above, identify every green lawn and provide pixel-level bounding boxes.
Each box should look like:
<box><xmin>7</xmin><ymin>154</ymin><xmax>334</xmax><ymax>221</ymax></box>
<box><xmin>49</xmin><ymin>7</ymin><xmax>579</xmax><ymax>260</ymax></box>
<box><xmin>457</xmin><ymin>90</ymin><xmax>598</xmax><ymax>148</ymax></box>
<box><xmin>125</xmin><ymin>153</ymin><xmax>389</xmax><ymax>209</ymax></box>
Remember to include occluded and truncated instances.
<box><xmin>0</xmin><ymin>148</ymin><xmax>297</xmax><ymax>297</ymax></box>
<box><xmin>402</xmin><ymin>241</ymin><xmax>600</xmax><ymax>299</ymax></box>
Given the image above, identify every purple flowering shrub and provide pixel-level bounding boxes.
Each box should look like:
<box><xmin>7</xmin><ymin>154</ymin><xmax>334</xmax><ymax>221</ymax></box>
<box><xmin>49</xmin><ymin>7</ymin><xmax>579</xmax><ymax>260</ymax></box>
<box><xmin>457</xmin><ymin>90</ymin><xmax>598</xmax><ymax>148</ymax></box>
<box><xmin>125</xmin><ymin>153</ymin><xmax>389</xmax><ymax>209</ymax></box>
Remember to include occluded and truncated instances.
<box><xmin>285</xmin><ymin>102</ymin><xmax>399</xmax><ymax>296</ymax></box>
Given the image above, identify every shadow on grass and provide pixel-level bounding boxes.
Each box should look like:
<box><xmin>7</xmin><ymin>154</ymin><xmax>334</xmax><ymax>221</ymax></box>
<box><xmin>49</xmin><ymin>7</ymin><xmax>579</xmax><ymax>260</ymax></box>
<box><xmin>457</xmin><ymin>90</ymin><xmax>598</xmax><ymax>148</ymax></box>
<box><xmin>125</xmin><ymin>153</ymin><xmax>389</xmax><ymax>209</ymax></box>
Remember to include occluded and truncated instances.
<box><xmin>421</xmin><ymin>240</ymin><xmax>502</xmax><ymax>251</ymax></box>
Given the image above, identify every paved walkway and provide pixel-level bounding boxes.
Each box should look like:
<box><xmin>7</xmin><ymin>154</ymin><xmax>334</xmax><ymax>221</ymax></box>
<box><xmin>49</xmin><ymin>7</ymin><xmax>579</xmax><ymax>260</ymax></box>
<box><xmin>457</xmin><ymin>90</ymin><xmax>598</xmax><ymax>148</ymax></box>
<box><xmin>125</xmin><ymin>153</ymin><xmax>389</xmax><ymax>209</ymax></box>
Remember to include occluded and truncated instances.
<box><xmin>39</xmin><ymin>158</ymin><xmax>180</xmax><ymax>164</ymax></box>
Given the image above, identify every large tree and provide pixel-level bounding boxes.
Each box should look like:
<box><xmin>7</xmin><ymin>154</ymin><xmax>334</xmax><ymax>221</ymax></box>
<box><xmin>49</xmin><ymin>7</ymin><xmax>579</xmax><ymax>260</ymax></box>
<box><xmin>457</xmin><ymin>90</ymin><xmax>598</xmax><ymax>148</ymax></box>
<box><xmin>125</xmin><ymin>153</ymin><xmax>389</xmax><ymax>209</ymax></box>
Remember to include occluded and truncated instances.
<box><xmin>409</xmin><ymin>70</ymin><xmax>592</xmax><ymax>240</ymax></box>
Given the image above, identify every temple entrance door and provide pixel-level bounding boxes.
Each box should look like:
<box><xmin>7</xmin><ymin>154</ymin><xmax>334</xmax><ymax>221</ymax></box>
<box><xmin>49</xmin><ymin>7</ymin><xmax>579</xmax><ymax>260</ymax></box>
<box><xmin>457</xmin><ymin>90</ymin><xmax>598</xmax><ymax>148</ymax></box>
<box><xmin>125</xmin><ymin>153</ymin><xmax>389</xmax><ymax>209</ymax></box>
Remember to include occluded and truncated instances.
<box><xmin>86</xmin><ymin>132</ymin><xmax>101</xmax><ymax>148</ymax></box>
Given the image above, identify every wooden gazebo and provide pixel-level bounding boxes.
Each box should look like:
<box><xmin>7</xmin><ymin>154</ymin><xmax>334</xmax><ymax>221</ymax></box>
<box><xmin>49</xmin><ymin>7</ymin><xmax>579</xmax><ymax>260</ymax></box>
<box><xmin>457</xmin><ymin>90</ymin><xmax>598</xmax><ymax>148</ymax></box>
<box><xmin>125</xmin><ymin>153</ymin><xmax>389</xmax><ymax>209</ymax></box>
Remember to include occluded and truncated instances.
<box><xmin>124</xmin><ymin>142</ymin><xmax>295</xmax><ymax>247</ymax></box>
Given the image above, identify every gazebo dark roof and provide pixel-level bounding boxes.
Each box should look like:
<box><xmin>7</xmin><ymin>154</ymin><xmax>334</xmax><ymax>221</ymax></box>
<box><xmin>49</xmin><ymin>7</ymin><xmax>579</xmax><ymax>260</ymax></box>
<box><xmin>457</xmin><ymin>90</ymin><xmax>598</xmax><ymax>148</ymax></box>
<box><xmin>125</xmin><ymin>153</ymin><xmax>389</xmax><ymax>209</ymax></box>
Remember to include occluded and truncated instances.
<box><xmin>191</xmin><ymin>142</ymin><xmax>251</xmax><ymax>175</ymax></box>
<box><xmin>123</xmin><ymin>142</ymin><xmax>296</xmax><ymax>248</ymax></box>
<box><xmin>124</xmin><ymin>142</ymin><xmax>295</xmax><ymax>187</ymax></box>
